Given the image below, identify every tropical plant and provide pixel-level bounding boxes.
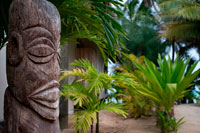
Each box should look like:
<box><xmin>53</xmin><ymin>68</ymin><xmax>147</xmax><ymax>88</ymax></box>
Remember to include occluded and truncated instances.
<box><xmin>158</xmin><ymin>0</ymin><xmax>200</xmax><ymax>57</ymax></box>
<box><xmin>113</xmin><ymin>76</ymin><xmax>153</xmax><ymax>118</ymax></box>
<box><xmin>60</xmin><ymin>59</ymin><xmax>127</xmax><ymax>133</ymax></box>
<box><xmin>119</xmin><ymin>0</ymin><xmax>169</xmax><ymax>63</ymax></box>
<box><xmin>181</xmin><ymin>58</ymin><xmax>200</xmax><ymax>103</ymax></box>
<box><xmin>132</xmin><ymin>55</ymin><xmax>200</xmax><ymax>132</ymax></box>
<box><xmin>112</xmin><ymin>54</ymin><xmax>154</xmax><ymax>118</ymax></box>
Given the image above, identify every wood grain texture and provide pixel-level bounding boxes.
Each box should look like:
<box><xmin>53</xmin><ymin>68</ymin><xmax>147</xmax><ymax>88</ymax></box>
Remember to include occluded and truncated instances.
<box><xmin>4</xmin><ymin>0</ymin><xmax>61</xmax><ymax>132</ymax></box>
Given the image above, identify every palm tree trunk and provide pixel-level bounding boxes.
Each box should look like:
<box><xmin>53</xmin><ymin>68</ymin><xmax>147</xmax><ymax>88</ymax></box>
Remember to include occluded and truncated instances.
<box><xmin>171</xmin><ymin>40</ymin><xmax>177</xmax><ymax>117</ymax></box>
<box><xmin>156</xmin><ymin>106</ymin><xmax>160</xmax><ymax>126</ymax></box>
<box><xmin>171</xmin><ymin>105</ymin><xmax>175</xmax><ymax>118</ymax></box>
<box><xmin>96</xmin><ymin>112</ymin><xmax>99</xmax><ymax>133</ymax></box>
<box><xmin>91</xmin><ymin>120</ymin><xmax>94</xmax><ymax>133</ymax></box>
<box><xmin>77</xmin><ymin>117</ymin><xmax>80</xmax><ymax>133</ymax></box>
<box><xmin>172</xmin><ymin>41</ymin><xmax>175</xmax><ymax>63</ymax></box>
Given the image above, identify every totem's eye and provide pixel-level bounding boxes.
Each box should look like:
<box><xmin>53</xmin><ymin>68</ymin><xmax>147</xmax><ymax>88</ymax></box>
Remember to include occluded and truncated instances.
<box><xmin>27</xmin><ymin>38</ymin><xmax>55</xmax><ymax>64</ymax></box>
<box><xmin>28</xmin><ymin>45</ymin><xmax>54</xmax><ymax>57</ymax></box>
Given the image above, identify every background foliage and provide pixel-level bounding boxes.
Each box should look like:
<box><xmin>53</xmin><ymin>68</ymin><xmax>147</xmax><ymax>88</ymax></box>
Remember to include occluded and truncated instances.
<box><xmin>0</xmin><ymin>0</ymin><xmax>126</xmax><ymax>62</ymax></box>
<box><xmin>119</xmin><ymin>0</ymin><xmax>169</xmax><ymax>64</ymax></box>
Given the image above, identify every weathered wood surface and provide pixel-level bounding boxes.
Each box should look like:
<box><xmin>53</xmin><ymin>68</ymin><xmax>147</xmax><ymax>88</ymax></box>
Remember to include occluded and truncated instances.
<box><xmin>75</xmin><ymin>39</ymin><xmax>104</xmax><ymax>73</ymax></box>
<box><xmin>4</xmin><ymin>0</ymin><xmax>61</xmax><ymax>132</ymax></box>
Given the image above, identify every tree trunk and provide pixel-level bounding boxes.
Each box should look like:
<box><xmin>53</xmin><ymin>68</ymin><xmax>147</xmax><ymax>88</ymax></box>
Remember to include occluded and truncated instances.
<box><xmin>96</xmin><ymin>112</ymin><xmax>99</xmax><ymax>133</ymax></box>
<box><xmin>172</xmin><ymin>41</ymin><xmax>175</xmax><ymax>63</ymax></box>
<box><xmin>91</xmin><ymin>121</ymin><xmax>94</xmax><ymax>133</ymax></box>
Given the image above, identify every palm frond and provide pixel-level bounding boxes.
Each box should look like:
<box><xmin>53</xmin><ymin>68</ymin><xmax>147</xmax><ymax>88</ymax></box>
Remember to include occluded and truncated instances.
<box><xmin>60</xmin><ymin>68</ymin><xmax>87</xmax><ymax>82</ymax></box>
<box><xmin>71</xmin><ymin>59</ymin><xmax>94</xmax><ymax>70</ymax></box>
<box><xmin>73</xmin><ymin>110</ymin><xmax>97</xmax><ymax>133</ymax></box>
<box><xmin>61</xmin><ymin>82</ymin><xmax>92</xmax><ymax>107</ymax></box>
<box><xmin>97</xmin><ymin>102</ymin><xmax>127</xmax><ymax>118</ymax></box>
<box><xmin>58</xmin><ymin>0</ymin><xmax>126</xmax><ymax>62</ymax></box>
<box><xmin>112</xmin><ymin>72</ymin><xmax>138</xmax><ymax>89</ymax></box>
<box><xmin>87</xmin><ymin>72</ymin><xmax>112</xmax><ymax>95</ymax></box>
<box><xmin>62</xmin><ymin>59</ymin><xmax>113</xmax><ymax>95</ymax></box>
<box><xmin>160</xmin><ymin>22</ymin><xmax>200</xmax><ymax>42</ymax></box>
<box><xmin>159</xmin><ymin>0</ymin><xmax>200</xmax><ymax>20</ymax></box>
<box><xmin>177</xmin><ymin>6</ymin><xmax>200</xmax><ymax>20</ymax></box>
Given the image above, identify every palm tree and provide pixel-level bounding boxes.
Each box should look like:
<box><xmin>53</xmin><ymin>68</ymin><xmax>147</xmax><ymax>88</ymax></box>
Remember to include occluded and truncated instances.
<box><xmin>158</xmin><ymin>0</ymin><xmax>200</xmax><ymax>57</ymax></box>
<box><xmin>120</xmin><ymin>0</ymin><xmax>169</xmax><ymax>64</ymax></box>
<box><xmin>157</xmin><ymin>0</ymin><xmax>200</xmax><ymax>101</ymax></box>
<box><xmin>60</xmin><ymin>59</ymin><xmax>127</xmax><ymax>133</ymax></box>
<box><xmin>133</xmin><ymin>55</ymin><xmax>200</xmax><ymax>132</ymax></box>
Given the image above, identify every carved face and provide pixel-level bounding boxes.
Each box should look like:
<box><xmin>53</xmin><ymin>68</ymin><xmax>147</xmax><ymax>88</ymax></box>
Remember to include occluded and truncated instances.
<box><xmin>7</xmin><ymin>0</ymin><xmax>61</xmax><ymax>120</ymax></box>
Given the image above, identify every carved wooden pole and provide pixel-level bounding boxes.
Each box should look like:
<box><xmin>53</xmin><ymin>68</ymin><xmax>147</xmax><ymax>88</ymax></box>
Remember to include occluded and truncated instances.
<box><xmin>4</xmin><ymin>0</ymin><xmax>61</xmax><ymax>132</ymax></box>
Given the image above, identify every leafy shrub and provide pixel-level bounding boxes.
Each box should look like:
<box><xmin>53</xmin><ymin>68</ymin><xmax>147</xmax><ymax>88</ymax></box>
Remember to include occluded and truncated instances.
<box><xmin>112</xmin><ymin>54</ymin><xmax>154</xmax><ymax>118</ymax></box>
<box><xmin>133</xmin><ymin>55</ymin><xmax>200</xmax><ymax>132</ymax></box>
<box><xmin>60</xmin><ymin>59</ymin><xmax>127</xmax><ymax>133</ymax></box>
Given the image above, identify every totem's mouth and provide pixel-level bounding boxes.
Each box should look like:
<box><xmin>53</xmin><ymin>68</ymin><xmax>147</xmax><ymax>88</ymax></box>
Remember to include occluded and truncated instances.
<box><xmin>28</xmin><ymin>80</ymin><xmax>60</xmax><ymax>120</ymax></box>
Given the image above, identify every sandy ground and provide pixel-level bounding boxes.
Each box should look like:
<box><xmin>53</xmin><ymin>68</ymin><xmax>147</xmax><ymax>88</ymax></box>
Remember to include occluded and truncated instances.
<box><xmin>175</xmin><ymin>104</ymin><xmax>200</xmax><ymax>133</ymax></box>
<box><xmin>62</xmin><ymin>104</ymin><xmax>200</xmax><ymax>133</ymax></box>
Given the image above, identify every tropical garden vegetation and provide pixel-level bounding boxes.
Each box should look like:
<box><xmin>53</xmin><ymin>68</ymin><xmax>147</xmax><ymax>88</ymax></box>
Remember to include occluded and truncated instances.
<box><xmin>1</xmin><ymin>0</ymin><xmax>200</xmax><ymax>133</ymax></box>
<box><xmin>111</xmin><ymin>54</ymin><xmax>200</xmax><ymax>132</ymax></box>
<box><xmin>60</xmin><ymin>60</ymin><xmax>127</xmax><ymax>133</ymax></box>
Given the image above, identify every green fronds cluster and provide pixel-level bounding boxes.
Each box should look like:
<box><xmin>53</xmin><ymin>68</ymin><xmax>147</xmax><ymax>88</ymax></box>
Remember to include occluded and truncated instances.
<box><xmin>60</xmin><ymin>59</ymin><xmax>127</xmax><ymax>133</ymax></box>
<box><xmin>159</xmin><ymin>0</ymin><xmax>200</xmax><ymax>43</ymax></box>
<box><xmin>112</xmin><ymin>54</ymin><xmax>199</xmax><ymax>132</ymax></box>
<box><xmin>133</xmin><ymin>55</ymin><xmax>200</xmax><ymax>112</ymax></box>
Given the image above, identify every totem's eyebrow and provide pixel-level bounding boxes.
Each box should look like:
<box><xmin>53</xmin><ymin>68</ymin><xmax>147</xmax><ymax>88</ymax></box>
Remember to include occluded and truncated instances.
<box><xmin>23</xmin><ymin>26</ymin><xmax>53</xmax><ymax>41</ymax></box>
<box><xmin>23</xmin><ymin>26</ymin><xmax>55</xmax><ymax>49</ymax></box>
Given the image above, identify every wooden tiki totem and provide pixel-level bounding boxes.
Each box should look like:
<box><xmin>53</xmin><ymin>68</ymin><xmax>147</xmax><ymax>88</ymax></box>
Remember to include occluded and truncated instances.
<box><xmin>4</xmin><ymin>0</ymin><xmax>61</xmax><ymax>132</ymax></box>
